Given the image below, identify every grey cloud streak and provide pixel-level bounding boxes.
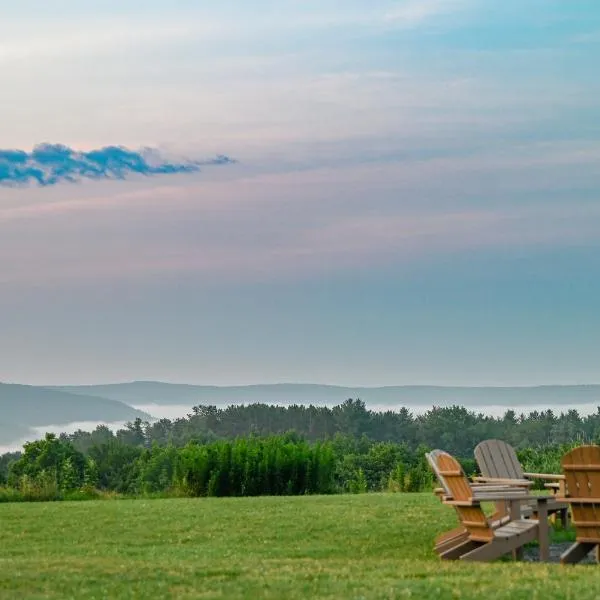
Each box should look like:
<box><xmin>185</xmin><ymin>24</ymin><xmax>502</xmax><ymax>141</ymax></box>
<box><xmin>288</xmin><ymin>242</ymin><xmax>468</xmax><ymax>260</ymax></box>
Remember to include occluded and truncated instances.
<box><xmin>0</xmin><ymin>143</ymin><xmax>236</xmax><ymax>187</ymax></box>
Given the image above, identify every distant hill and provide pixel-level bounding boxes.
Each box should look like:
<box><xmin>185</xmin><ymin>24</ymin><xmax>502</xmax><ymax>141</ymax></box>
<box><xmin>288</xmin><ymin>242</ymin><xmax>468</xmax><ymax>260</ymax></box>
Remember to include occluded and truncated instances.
<box><xmin>0</xmin><ymin>383</ymin><xmax>151</xmax><ymax>446</ymax></box>
<box><xmin>50</xmin><ymin>381</ymin><xmax>600</xmax><ymax>410</ymax></box>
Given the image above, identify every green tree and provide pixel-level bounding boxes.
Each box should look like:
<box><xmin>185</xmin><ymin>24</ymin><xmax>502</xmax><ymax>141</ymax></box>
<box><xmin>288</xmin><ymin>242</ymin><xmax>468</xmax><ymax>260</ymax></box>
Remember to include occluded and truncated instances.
<box><xmin>9</xmin><ymin>433</ymin><xmax>86</xmax><ymax>491</ymax></box>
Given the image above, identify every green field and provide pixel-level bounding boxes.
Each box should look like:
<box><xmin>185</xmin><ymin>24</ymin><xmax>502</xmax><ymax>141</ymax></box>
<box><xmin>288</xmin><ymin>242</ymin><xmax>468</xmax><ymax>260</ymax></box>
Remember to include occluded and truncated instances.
<box><xmin>1</xmin><ymin>493</ymin><xmax>599</xmax><ymax>599</ymax></box>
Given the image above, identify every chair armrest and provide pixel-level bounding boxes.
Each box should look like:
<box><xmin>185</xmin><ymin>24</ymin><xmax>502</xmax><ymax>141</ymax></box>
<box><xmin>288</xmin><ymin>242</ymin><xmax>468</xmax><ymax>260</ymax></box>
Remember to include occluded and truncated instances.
<box><xmin>544</xmin><ymin>483</ymin><xmax>561</xmax><ymax>490</ymax></box>
<box><xmin>523</xmin><ymin>472</ymin><xmax>565</xmax><ymax>481</ymax></box>
<box><xmin>473</xmin><ymin>486</ymin><xmax>530</xmax><ymax>499</ymax></box>
<box><xmin>472</xmin><ymin>476</ymin><xmax>533</xmax><ymax>487</ymax></box>
<box><xmin>554</xmin><ymin>496</ymin><xmax>600</xmax><ymax>504</ymax></box>
<box><xmin>473</xmin><ymin>485</ymin><xmax>528</xmax><ymax>493</ymax></box>
<box><xmin>444</xmin><ymin>500</ymin><xmax>478</xmax><ymax>507</ymax></box>
<box><xmin>445</xmin><ymin>492</ymin><xmax>534</xmax><ymax>506</ymax></box>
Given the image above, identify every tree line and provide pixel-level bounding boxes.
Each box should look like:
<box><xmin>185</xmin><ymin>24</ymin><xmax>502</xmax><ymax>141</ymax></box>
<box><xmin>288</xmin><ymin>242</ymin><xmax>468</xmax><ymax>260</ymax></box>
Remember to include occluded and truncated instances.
<box><xmin>0</xmin><ymin>432</ymin><xmax>436</xmax><ymax>501</ymax></box>
<box><xmin>0</xmin><ymin>399</ymin><xmax>595</xmax><ymax>502</ymax></box>
<box><xmin>59</xmin><ymin>399</ymin><xmax>598</xmax><ymax>456</ymax></box>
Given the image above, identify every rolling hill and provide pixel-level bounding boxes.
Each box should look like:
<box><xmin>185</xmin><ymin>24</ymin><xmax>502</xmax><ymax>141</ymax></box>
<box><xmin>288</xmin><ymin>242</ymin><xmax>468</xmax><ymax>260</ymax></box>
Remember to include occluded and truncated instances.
<box><xmin>50</xmin><ymin>381</ymin><xmax>600</xmax><ymax>410</ymax></box>
<box><xmin>0</xmin><ymin>383</ymin><xmax>151</xmax><ymax>446</ymax></box>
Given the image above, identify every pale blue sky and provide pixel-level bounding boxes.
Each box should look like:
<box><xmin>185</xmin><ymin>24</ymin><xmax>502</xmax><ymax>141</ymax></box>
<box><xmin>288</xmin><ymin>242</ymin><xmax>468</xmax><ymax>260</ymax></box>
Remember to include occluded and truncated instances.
<box><xmin>1</xmin><ymin>1</ymin><xmax>599</xmax><ymax>385</ymax></box>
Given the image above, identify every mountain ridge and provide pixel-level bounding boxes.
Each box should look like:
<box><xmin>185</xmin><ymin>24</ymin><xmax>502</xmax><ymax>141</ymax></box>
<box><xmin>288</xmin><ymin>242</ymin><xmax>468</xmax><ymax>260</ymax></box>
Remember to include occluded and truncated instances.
<box><xmin>0</xmin><ymin>383</ymin><xmax>151</xmax><ymax>447</ymax></box>
<box><xmin>48</xmin><ymin>381</ymin><xmax>600</xmax><ymax>408</ymax></box>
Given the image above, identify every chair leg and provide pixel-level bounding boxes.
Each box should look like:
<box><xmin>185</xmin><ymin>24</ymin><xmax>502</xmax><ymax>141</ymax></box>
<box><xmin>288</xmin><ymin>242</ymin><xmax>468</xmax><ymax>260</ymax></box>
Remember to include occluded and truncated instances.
<box><xmin>495</xmin><ymin>500</ymin><xmax>507</xmax><ymax>519</ymax></box>
<box><xmin>560</xmin><ymin>542</ymin><xmax>596</xmax><ymax>565</ymax></box>
<box><xmin>435</xmin><ymin>526</ymin><xmax>467</xmax><ymax>546</ymax></box>
<box><xmin>440</xmin><ymin>540</ymin><xmax>480</xmax><ymax>560</ymax></box>
<box><xmin>512</xmin><ymin>547</ymin><xmax>524</xmax><ymax>561</ymax></box>
<box><xmin>436</xmin><ymin>532</ymin><xmax>470</xmax><ymax>555</ymax></box>
<box><xmin>461</xmin><ymin>540</ymin><xmax>512</xmax><ymax>562</ymax></box>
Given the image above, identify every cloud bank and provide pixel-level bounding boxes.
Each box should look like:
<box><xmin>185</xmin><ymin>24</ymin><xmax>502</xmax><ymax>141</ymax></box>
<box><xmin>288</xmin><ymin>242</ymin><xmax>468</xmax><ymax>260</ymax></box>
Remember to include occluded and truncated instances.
<box><xmin>0</xmin><ymin>144</ymin><xmax>235</xmax><ymax>187</ymax></box>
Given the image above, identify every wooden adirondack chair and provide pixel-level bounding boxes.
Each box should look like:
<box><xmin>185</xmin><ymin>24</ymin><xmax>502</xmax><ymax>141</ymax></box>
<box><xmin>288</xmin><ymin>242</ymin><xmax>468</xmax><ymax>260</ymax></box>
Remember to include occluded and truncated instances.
<box><xmin>428</xmin><ymin>448</ymin><xmax>526</xmax><ymax>503</ymax></box>
<box><xmin>426</xmin><ymin>450</ymin><xmax>472</xmax><ymax>553</ymax></box>
<box><xmin>557</xmin><ymin>445</ymin><xmax>600</xmax><ymax>565</ymax></box>
<box><xmin>474</xmin><ymin>439</ymin><xmax>569</xmax><ymax>526</ymax></box>
<box><xmin>431</xmin><ymin>450</ymin><xmax>548</xmax><ymax>561</ymax></box>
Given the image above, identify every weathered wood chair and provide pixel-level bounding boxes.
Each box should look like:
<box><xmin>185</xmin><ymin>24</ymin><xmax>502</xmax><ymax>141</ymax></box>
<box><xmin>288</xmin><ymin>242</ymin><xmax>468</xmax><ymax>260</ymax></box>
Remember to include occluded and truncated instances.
<box><xmin>428</xmin><ymin>448</ymin><xmax>526</xmax><ymax>503</ymax></box>
<box><xmin>474</xmin><ymin>439</ymin><xmax>569</xmax><ymax>526</ymax></box>
<box><xmin>557</xmin><ymin>445</ymin><xmax>600</xmax><ymax>565</ymax></box>
<box><xmin>431</xmin><ymin>450</ymin><xmax>549</xmax><ymax>561</ymax></box>
<box><xmin>427</xmin><ymin>449</ymin><xmax>472</xmax><ymax>554</ymax></box>
<box><xmin>427</xmin><ymin>449</ymin><xmax>521</xmax><ymax>554</ymax></box>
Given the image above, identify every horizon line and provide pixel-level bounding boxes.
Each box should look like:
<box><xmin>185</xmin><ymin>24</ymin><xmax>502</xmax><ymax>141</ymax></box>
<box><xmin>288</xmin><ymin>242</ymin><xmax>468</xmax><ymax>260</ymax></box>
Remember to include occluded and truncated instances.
<box><xmin>8</xmin><ymin>379</ymin><xmax>600</xmax><ymax>390</ymax></box>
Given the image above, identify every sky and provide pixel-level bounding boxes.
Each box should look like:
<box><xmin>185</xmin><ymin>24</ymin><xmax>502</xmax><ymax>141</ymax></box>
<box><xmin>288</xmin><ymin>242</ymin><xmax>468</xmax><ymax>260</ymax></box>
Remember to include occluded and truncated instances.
<box><xmin>1</xmin><ymin>0</ymin><xmax>600</xmax><ymax>386</ymax></box>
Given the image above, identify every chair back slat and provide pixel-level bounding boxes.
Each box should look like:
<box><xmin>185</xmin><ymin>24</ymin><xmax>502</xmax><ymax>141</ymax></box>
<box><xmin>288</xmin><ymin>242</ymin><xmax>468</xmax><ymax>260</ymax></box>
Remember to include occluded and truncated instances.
<box><xmin>475</xmin><ymin>439</ymin><xmax>524</xmax><ymax>480</ymax></box>
<box><xmin>426</xmin><ymin>449</ymin><xmax>452</xmax><ymax>497</ymax></box>
<box><xmin>434</xmin><ymin>451</ymin><xmax>493</xmax><ymax>542</ymax></box>
<box><xmin>562</xmin><ymin>445</ymin><xmax>600</xmax><ymax>543</ymax></box>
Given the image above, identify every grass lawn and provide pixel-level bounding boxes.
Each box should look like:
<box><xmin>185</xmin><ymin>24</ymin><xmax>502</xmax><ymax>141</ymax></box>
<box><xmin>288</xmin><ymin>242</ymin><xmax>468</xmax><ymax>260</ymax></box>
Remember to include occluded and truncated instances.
<box><xmin>1</xmin><ymin>493</ymin><xmax>599</xmax><ymax>599</ymax></box>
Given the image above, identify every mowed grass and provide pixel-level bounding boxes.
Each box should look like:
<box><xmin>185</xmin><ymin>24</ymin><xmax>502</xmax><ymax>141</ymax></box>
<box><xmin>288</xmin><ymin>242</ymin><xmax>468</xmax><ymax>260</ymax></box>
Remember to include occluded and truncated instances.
<box><xmin>1</xmin><ymin>493</ymin><xmax>599</xmax><ymax>600</ymax></box>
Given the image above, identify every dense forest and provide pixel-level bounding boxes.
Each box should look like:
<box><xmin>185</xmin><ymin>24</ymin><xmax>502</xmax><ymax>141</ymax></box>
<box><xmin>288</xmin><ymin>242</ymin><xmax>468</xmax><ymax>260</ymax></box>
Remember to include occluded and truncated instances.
<box><xmin>60</xmin><ymin>399</ymin><xmax>596</xmax><ymax>454</ymax></box>
<box><xmin>0</xmin><ymin>399</ymin><xmax>595</xmax><ymax>501</ymax></box>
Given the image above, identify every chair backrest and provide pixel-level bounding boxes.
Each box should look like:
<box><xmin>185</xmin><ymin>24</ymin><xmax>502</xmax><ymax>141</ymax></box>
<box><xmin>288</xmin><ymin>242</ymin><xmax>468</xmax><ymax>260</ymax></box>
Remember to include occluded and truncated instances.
<box><xmin>474</xmin><ymin>439</ymin><xmax>524</xmax><ymax>480</ymax></box>
<box><xmin>426</xmin><ymin>449</ymin><xmax>452</xmax><ymax>496</ymax></box>
<box><xmin>562</xmin><ymin>445</ymin><xmax>600</xmax><ymax>543</ymax></box>
<box><xmin>431</xmin><ymin>450</ymin><xmax>493</xmax><ymax>542</ymax></box>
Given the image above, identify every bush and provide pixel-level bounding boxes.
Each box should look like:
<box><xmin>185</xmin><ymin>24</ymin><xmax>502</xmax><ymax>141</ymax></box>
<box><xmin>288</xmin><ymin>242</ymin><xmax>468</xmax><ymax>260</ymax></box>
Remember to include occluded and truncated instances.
<box><xmin>0</xmin><ymin>431</ymin><xmax>580</xmax><ymax>502</ymax></box>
